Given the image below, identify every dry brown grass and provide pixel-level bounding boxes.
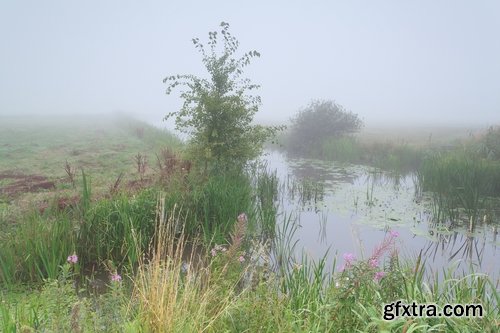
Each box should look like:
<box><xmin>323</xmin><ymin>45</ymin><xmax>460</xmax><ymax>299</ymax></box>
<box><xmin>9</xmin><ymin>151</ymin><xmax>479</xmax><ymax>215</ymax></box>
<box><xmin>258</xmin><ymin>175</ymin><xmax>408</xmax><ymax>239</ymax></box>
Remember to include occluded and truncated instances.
<box><xmin>131</xmin><ymin>198</ymin><xmax>239</xmax><ymax>332</ymax></box>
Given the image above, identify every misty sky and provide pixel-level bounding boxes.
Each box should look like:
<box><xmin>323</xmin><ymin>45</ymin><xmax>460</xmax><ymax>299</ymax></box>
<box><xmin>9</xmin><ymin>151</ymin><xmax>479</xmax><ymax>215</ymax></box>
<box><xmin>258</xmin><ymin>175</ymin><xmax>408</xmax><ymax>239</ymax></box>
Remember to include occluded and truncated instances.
<box><xmin>1</xmin><ymin>0</ymin><xmax>499</xmax><ymax>128</ymax></box>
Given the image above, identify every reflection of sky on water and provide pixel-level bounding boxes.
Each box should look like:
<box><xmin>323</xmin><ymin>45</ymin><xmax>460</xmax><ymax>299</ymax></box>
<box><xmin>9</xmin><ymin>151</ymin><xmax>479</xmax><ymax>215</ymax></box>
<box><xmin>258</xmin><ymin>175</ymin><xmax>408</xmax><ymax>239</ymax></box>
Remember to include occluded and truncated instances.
<box><xmin>262</xmin><ymin>150</ymin><xmax>499</xmax><ymax>282</ymax></box>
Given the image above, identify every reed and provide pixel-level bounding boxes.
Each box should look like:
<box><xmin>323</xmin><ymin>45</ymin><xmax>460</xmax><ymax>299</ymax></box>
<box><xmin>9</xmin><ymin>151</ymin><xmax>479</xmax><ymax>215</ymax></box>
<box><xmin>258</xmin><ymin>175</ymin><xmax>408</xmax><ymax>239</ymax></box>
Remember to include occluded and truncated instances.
<box><xmin>77</xmin><ymin>188</ymin><xmax>157</xmax><ymax>270</ymax></box>
<box><xmin>0</xmin><ymin>212</ymin><xmax>74</xmax><ymax>283</ymax></box>
<box><xmin>419</xmin><ymin>151</ymin><xmax>500</xmax><ymax>227</ymax></box>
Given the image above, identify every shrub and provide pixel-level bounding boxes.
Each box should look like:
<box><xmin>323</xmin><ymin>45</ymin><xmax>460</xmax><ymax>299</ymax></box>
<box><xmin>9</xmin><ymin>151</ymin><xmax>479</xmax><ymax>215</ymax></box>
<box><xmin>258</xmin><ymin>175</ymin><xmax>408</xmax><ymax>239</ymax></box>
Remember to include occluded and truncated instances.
<box><xmin>287</xmin><ymin>100</ymin><xmax>362</xmax><ymax>155</ymax></box>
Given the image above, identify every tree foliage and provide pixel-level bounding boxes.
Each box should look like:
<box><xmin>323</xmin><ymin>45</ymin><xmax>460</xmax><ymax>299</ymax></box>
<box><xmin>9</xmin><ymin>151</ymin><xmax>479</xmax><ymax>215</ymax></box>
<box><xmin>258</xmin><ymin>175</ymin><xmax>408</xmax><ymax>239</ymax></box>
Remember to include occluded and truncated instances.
<box><xmin>164</xmin><ymin>22</ymin><xmax>281</xmax><ymax>172</ymax></box>
<box><xmin>287</xmin><ymin>100</ymin><xmax>363</xmax><ymax>155</ymax></box>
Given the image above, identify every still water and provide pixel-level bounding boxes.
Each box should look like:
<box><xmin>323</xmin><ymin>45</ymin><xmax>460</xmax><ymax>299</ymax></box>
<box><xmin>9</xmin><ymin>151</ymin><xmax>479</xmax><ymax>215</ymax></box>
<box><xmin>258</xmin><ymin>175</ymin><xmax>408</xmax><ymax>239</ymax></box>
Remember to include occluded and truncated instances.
<box><xmin>263</xmin><ymin>150</ymin><xmax>499</xmax><ymax>282</ymax></box>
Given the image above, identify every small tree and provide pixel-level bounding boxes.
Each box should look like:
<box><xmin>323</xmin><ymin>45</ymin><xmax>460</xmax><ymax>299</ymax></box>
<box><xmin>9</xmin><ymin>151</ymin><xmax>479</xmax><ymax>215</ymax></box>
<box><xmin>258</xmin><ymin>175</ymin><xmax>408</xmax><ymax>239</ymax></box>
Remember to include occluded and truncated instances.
<box><xmin>164</xmin><ymin>22</ymin><xmax>280</xmax><ymax>173</ymax></box>
<box><xmin>288</xmin><ymin>100</ymin><xmax>362</xmax><ymax>154</ymax></box>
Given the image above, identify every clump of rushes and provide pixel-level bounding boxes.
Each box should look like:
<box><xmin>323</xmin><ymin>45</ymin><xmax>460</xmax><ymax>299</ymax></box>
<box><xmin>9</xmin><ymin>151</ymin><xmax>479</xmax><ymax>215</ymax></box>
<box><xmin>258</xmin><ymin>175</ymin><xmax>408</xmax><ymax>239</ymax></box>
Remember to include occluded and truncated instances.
<box><xmin>419</xmin><ymin>151</ymin><xmax>500</xmax><ymax>226</ymax></box>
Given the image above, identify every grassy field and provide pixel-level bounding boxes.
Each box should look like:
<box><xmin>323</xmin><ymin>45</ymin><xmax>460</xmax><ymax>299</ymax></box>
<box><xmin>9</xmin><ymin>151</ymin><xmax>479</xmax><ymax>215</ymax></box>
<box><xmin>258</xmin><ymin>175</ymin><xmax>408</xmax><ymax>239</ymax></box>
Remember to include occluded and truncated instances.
<box><xmin>0</xmin><ymin>114</ymin><xmax>181</xmax><ymax>220</ymax></box>
<box><xmin>0</xmin><ymin>117</ymin><xmax>498</xmax><ymax>332</ymax></box>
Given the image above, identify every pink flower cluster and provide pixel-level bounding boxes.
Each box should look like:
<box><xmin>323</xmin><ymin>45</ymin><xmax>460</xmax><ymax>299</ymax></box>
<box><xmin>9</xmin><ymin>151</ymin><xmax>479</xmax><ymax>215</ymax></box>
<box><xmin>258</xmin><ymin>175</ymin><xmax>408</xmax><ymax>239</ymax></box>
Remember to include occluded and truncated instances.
<box><xmin>339</xmin><ymin>252</ymin><xmax>356</xmax><ymax>271</ymax></box>
<box><xmin>110</xmin><ymin>273</ymin><xmax>122</xmax><ymax>282</ymax></box>
<box><xmin>237</xmin><ymin>213</ymin><xmax>248</xmax><ymax>223</ymax></box>
<box><xmin>368</xmin><ymin>258</ymin><xmax>379</xmax><ymax>268</ymax></box>
<box><xmin>374</xmin><ymin>271</ymin><xmax>386</xmax><ymax>282</ymax></box>
<box><xmin>368</xmin><ymin>230</ymin><xmax>399</xmax><ymax>282</ymax></box>
<box><xmin>67</xmin><ymin>254</ymin><xmax>78</xmax><ymax>264</ymax></box>
<box><xmin>338</xmin><ymin>230</ymin><xmax>399</xmax><ymax>282</ymax></box>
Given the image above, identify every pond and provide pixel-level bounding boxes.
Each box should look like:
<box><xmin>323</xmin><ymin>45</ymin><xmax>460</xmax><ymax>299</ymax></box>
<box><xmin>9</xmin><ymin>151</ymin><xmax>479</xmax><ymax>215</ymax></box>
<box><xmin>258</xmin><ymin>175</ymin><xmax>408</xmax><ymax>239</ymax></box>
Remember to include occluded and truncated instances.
<box><xmin>262</xmin><ymin>150</ymin><xmax>499</xmax><ymax>281</ymax></box>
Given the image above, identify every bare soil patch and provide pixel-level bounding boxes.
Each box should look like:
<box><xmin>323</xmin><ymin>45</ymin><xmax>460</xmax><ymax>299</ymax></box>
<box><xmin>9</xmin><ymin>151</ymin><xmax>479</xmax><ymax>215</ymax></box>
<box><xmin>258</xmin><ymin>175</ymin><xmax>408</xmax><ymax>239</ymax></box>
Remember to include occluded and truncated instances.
<box><xmin>0</xmin><ymin>171</ymin><xmax>55</xmax><ymax>197</ymax></box>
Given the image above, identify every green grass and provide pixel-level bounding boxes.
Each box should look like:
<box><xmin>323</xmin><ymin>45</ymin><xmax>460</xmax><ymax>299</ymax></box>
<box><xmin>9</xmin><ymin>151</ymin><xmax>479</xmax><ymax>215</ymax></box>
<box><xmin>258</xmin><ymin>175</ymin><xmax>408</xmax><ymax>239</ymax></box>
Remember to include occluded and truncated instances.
<box><xmin>0</xmin><ymin>114</ymin><xmax>180</xmax><ymax>176</ymax></box>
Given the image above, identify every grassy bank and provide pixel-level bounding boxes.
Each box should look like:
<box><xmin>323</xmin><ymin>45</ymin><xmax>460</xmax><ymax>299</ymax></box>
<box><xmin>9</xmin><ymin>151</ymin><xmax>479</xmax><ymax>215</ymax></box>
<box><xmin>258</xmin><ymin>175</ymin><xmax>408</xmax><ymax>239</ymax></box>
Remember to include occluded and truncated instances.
<box><xmin>1</xmin><ymin>206</ymin><xmax>498</xmax><ymax>332</ymax></box>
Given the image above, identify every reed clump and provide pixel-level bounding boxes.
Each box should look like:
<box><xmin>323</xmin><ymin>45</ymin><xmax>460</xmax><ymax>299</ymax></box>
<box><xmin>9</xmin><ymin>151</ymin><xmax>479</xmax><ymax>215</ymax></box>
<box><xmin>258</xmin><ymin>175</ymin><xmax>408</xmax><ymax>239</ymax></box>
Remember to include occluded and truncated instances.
<box><xmin>419</xmin><ymin>150</ymin><xmax>500</xmax><ymax>226</ymax></box>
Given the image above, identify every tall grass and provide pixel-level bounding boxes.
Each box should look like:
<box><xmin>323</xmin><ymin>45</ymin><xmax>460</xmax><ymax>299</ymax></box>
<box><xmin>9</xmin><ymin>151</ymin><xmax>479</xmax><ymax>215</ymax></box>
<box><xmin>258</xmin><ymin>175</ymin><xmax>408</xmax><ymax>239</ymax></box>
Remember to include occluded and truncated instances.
<box><xmin>321</xmin><ymin>136</ymin><xmax>362</xmax><ymax>162</ymax></box>
<box><xmin>282</xmin><ymin>175</ymin><xmax>325</xmax><ymax>207</ymax></box>
<box><xmin>252</xmin><ymin>164</ymin><xmax>279</xmax><ymax>238</ymax></box>
<box><xmin>184</xmin><ymin>164</ymin><xmax>279</xmax><ymax>244</ymax></box>
<box><xmin>78</xmin><ymin>188</ymin><xmax>158</xmax><ymax>271</ymax></box>
<box><xmin>0</xmin><ymin>212</ymin><xmax>74</xmax><ymax>284</ymax></box>
<box><xmin>419</xmin><ymin>151</ymin><xmax>500</xmax><ymax>226</ymax></box>
<box><xmin>132</xmin><ymin>196</ymin><xmax>244</xmax><ymax>332</ymax></box>
<box><xmin>189</xmin><ymin>172</ymin><xmax>253</xmax><ymax>244</ymax></box>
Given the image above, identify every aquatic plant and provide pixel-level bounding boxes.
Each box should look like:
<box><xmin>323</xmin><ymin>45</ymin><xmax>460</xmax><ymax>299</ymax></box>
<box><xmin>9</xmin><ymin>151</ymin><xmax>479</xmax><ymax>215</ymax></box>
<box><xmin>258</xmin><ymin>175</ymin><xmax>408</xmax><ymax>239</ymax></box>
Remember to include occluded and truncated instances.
<box><xmin>419</xmin><ymin>151</ymin><xmax>500</xmax><ymax>228</ymax></box>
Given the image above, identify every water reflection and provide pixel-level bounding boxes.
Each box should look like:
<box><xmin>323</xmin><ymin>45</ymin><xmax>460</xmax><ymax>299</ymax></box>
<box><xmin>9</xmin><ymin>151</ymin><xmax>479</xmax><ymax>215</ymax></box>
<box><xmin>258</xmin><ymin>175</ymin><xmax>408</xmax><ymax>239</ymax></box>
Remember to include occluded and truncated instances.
<box><xmin>262</xmin><ymin>150</ymin><xmax>499</xmax><ymax>281</ymax></box>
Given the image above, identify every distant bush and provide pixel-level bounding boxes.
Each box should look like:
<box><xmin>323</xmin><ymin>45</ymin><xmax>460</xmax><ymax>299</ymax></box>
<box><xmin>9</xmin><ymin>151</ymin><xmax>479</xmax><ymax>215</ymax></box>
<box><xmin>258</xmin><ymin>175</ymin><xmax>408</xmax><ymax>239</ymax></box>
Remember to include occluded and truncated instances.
<box><xmin>287</xmin><ymin>100</ymin><xmax>362</xmax><ymax>155</ymax></box>
<box><xmin>477</xmin><ymin>126</ymin><xmax>500</xmax><ymax>160</ymax></box>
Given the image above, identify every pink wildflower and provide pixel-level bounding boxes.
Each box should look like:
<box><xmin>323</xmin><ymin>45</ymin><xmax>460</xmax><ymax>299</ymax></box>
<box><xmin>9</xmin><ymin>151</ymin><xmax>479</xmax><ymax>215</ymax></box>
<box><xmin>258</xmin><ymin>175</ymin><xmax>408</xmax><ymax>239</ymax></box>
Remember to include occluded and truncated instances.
<box><xmin>67</xmin><ymin>254</ymin><xmax>78</xmax><ymax>264</ymax></box>
<box><xmin>110</xmin><ymin>273</ymin><xmax>122</xmax><ymax>282</ymax></box>
<box><xmin>211</xmin><ymin>248</ymin><xmax>217</xmax><ymax>257</ymax></box>
<box><xmin>369</xmin><ymin>258</ymin><xmax>379</xmax><ymax>268</ymax></box>
<box><xmin>237</xmin><ymin>213</ymin><xmax>248</xmax><ymax>223</ymax></box>
<box><xmin>374</xmin><ymin>271</ymin><xmax>386</xmax><ymax>282</ymax></box>
<box><xmin>343</xmin><ymin>253</ymin><xmax>356</xmax><ymax>263</ymax></box>
<box><xmin>238</xmin><ymin>256</ymin><xmax>245</xmax><ymax>263</ymax></box>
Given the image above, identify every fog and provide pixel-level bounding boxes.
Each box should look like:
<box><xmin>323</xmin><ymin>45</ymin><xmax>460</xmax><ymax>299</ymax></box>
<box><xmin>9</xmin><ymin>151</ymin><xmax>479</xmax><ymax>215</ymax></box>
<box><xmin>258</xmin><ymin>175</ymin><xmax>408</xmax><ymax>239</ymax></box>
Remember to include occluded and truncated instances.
<box><xmin>1</xmin><ymin>0</ymin><xmax>499</xmax><ymax>129</ymax></box>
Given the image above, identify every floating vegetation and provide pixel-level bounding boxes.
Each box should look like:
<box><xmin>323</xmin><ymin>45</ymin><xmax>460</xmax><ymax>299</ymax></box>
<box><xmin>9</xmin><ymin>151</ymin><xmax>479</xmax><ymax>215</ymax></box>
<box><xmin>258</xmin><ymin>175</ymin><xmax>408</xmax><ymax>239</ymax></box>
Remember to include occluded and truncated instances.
<box><xmin>283</xmin><ymin>176</ymin><xmax>325</xmax><ymax>207</ymax></box>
